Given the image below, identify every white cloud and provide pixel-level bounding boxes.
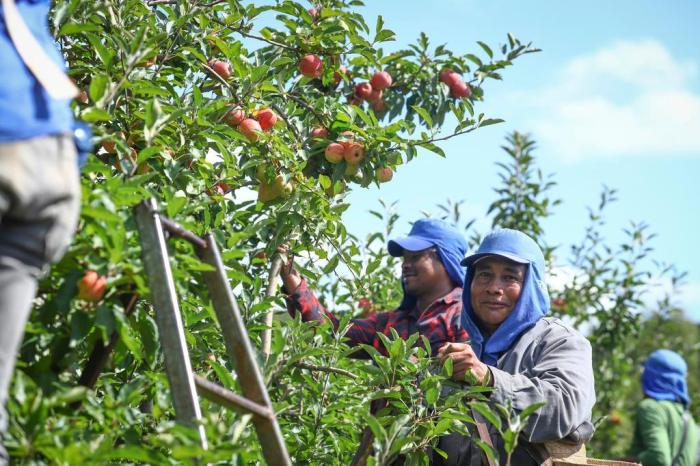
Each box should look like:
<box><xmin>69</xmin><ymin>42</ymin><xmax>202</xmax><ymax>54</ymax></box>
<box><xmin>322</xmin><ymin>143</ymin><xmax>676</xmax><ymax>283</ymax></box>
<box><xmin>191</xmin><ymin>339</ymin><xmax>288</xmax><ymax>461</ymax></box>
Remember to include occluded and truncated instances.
<box><xmin>520</xmin><ymin>39</ymin><xmax>700</xmax><ymax>161</ymax></box>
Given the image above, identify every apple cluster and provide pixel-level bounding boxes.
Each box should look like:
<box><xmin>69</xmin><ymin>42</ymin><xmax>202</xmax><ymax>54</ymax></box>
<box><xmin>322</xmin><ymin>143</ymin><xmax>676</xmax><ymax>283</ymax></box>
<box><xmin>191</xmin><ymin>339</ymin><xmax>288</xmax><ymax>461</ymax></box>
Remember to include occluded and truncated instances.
<box><xmin>350</xmin><ymin>71</ymin><xmax>393</xmax><ymax>112</ymax></box>
<box><xmin>256</xmin><ymin>165</ymin><xmax>294</xmax><ymax>203</ymax></box>
<box><xmin>313</xmin><ymin>129</ymin><xmax>393</xmax><ymax>184</ymax></box>
<box><xmin>439</xmin><ymin>68</ymin><xmax>472</xmax><ymax>99</ymax></box>
<box><xmin>223</xmin><ymin>105</ymin><xmax>278</xmax><ymax>142</ymax></box>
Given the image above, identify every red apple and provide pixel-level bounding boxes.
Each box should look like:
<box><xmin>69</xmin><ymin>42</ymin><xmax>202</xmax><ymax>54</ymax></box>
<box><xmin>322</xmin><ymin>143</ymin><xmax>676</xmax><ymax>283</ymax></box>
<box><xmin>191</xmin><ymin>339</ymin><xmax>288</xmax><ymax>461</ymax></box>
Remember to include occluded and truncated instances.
<box><xmin>223</xmin><ymin>106</ymin><xmax>245</xmax><ymax>127</ymax></box>
<box><xmin>358</xmin><ymin>298</ymin><xmax>372</xmax><ymax>308</ymax></box>
<box><xmin>256</xmin><ymin>108</ymin><xmax>277</xmax><ymax>131</ymax></box>
<box><xmin>207</xmin><ymin>33</ymin><xmax>220</xmax><ymax>54</ymax></box>
<box><xmin>450</xmin><ymin>80</ymin><xmax>472</xmax><ymax>99</ymax></box>
<box><xmin>308</xmin><ymin>7</ymin><xmax>318</xmax><ymax>17</ymax></box>
<box><xmin>140</xmin><ymin>56</ymin><xmax>157</xmax><ymax>68</ymax></box>
<box><xmin>440</xmin><ymin>68</ymin><xmax>459</xmax><ymax>84</ymax></box>
<box><xmin>208</xmin><ymin>59</ymin><xmax>231</xmax><ymax>79</ymax></box>
<box><xmin>367</xmin><ymin>88</ymin><xmax>383</xmax><ymax>104</ymax></box>
<box><xmin>101</xmin><ymin>131</ymin><xmax>125</xmax><ymax>154</ymax></box>
<box><xmin>102</xmin><ymin>140</ymin><xmax>116</xmax><ymax>154</ymax></box>
<box><xmin>371</xmin><ymin>99</ymin><xmax>385</xmax><ymax>113</ymax></box>
<box><xmin>333</xmin><ymin>64</ymin><xmax>349</xmax><ymax>86</ymax></box>
<box><xmin>347</xmin><ymin>94</ymin><xmax>363</xmax><ymax>105</ymax></box>
<box><xmin>239</xmin><ymin>118</ymin><xmax>262</xmax><ymax>142</ymax></box>
<box><xmin>338</xmin><ymin>131</ymin><xmax>355</xmax><ymax>143</ymax></box>
<box><xmin>213</xmin><ymin>182</ymin><xmax>231</xmax><ymax>195</ymax></box>
<box><xmin>442</xmin><ymin>72</ymin><xmax>463</xmax><ymax>90</ymax></box>
<box><xmin>376</xmin><ymin>167</ymin><xmax>393</xmax><ymax>182</ymax></box>
<box><xmin>310</xmin><ymin>127</ymin><xmax>329</xmax><ymax>139</ymax></box>
<box><xmin>354</xmin><ymin>82</ymin><xmax>373</xmax><ymax>99</ymax></box>
<box><xmin>370</xmin><ymin>71</ymin><xmax>392</xmax><ymax>90</ymax></box>
<box><xmin>343</xmin><ymin>142</ymin><xmax>364</xmax><ymax>164</ymax></box>
<box><xmin>78</xmin><ymin>271</ymin><xmax>107</xmax><ymax>302</ymax></box>
<box><xmin>77</xmin><ymin>89</ymin><xmax>89</xmax><ymax>104</ymax></box>
<box><xmin>324</xmin><ymin>143</ymin><xmax>345</xmax><ymax>164</ymax></box>
<box><xmin>298</xmin><ymin>54</ymin><xmax>323</xmax><ymax>78</ymax></box>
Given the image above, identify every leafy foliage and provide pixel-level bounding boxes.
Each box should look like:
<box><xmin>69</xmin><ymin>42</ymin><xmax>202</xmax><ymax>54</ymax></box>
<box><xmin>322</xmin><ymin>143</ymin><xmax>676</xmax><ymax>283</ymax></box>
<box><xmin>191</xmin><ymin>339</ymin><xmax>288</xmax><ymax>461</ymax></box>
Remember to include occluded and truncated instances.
<box><xmin>6</xmin><ymin>0</ymin><xmax>542</xmax><ymax>464</ymax></box>
<box><xmin>6</xmin><ymin>0</ymin><xmax>691</xmax><ymax>463</ymax></box>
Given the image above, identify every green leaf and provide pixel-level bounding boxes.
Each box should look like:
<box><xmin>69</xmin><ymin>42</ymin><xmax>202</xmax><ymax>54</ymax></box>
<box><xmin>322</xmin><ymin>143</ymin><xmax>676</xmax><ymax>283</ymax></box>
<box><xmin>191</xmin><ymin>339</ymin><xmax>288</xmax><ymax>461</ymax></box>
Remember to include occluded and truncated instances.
<box><xmin>478</xmin><ymin>117</ymin><xmax>505</xmax><ymax>128</ymax></box>
<box><xmin>376</xmin><ymin>29</ymin><xmax>396</xmax><ymax>42</ymax></box>
<box><xmin>418</xmin><ymin>142</ymin><xmax>445</xmax><ymax>158</ymax></box>
<box><xmin>471</xmin><ymin>401</ymin><xmax>502</xmax><ymax>430</ymax></box>
<box><xmin>165</xmin><ymin>191</ymin><xmax>187</xmax><ymax>217</ymax></box>
<box><xmin>322</xmin><ymin>254</ymin><xmax>340</xmax><ymax>274</ymax></box>
<box><xmin>80</xmin><ymin>107</ymin><xmax>111</xmax><ymax>122</ymax></box>
<box><xmin>318</xmin><ymin>174</ymin><xmax>332</xmax><ymax>190</ymax></box>
<box><xmin>465</xmin><ymin>54</ymin><xmax>483</xmax><ymax>67</ymax></box>
<box><xmin>411</xmin><ymin>106</ymin><xmax>433</xmax><ymax>128</ymax></box>
<box><xmin>425</xmin><ymin>387</ymin><xmax>438</xmax><ymax>405</ymax></box>
<box><xmin>88</xmin><ymin>74</ymin><xmax>109</xmax><ymax>103</ymax></box>
<box><xmin>443</xmin><ymin>356</ymin><xmax>453</xmax><ymax>377</ymax></box>
<box><xmin>477</xmin><ymin>41</ymin><xmax>493</xmax><ymax>58</ymax></box>
<box><xmin>59</xmin><ymin>22</ymin><xmax>102</xmax><ymax>36</ymax></box>
<box><xmin>474</xmin><ymin>438</ymin><xmax>499</xmax><ymax>464</ymax></box>
<box><xmin>518</xmin><ymin>401</ymin><xmax>545</xmax><ymax>421</ymax></box>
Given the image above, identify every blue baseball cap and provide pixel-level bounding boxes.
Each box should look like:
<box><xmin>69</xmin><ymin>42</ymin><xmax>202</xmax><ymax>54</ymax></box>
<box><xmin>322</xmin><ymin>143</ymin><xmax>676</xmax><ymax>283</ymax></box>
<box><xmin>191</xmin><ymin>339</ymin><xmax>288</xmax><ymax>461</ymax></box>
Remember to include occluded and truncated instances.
<box><xmin>460</xmin><ymin>228</ymin><xmax>542</xmax><ymax>271</ymax></box>
<box><xmin>388</xmin><ymin>218</ymin><xmax>460</xmax><ymax>256</ymax></box>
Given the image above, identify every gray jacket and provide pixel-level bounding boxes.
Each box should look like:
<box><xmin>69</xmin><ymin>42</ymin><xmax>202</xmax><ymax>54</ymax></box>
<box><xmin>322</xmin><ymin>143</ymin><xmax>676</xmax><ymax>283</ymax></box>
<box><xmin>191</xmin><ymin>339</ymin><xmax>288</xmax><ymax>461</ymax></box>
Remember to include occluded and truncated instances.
<box><xmin>434</xmin><ymin>317</ymin><xmax>596</xmax><ymax>466</ymax></box>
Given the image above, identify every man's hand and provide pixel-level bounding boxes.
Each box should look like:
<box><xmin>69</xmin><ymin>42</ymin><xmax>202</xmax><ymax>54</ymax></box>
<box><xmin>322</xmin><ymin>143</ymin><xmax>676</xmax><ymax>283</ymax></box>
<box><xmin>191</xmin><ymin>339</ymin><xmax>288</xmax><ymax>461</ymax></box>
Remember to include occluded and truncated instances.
<box><xmin>438</xmin><ymin>342</ymin><xmax>492</xmax><ymax>385</ymax></box>
<box><xmin>277</xmin><ymin>244</ymin><xmax>302</xmax><ymax>293</ymax></box>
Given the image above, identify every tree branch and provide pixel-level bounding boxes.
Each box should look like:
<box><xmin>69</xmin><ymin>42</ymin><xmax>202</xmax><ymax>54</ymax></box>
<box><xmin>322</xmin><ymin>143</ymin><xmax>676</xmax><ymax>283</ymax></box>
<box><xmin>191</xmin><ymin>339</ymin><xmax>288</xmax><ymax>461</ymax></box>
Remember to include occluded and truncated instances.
<box><xmin>261</xmin><ymin>255</ymin><xmax>284</xmax><ymax>358</ymax></box>
<box><xmin>210</xmin><ymin>17</ymin><xmax>298</xmax><ymax>52</ymax></box>
<box><xmin>291</xmin><ymin>360</ymin><xmax>358</xmax><ymax>379</ymax></box>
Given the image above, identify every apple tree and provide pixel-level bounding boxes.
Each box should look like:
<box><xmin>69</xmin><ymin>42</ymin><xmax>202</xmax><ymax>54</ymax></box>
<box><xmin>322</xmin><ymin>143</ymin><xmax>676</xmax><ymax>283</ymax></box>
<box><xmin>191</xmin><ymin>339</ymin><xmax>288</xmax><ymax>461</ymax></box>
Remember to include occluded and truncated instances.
<box><xmin>4</xmin><ymin>0</ymin><xmax>541</xmax><ymax>464</ymax></box>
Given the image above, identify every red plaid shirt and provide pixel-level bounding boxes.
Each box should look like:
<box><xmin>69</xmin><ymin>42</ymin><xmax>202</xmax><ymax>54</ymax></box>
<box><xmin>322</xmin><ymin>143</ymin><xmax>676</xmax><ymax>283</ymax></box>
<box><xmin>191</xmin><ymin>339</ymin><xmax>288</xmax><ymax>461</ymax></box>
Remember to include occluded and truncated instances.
<box><xmin>285</xmin><ymin>280</ymin><xmax>468</xmax><ymax>358</ymax></box>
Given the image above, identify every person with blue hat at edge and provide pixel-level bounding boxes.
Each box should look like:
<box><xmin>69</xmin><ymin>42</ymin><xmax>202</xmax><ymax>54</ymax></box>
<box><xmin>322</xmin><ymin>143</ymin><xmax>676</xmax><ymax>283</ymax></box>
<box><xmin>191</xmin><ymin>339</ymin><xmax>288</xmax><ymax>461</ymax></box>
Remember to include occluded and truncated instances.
<box><xmin>279</xmin><ymin>218</ymin><xmax>469</xmax><ymax>357</ymax></box>
<box><xmin>436</xmin><ymin>228</ymin><xmax>596</xmax><ymax>465</ymax></box>
<box><xmin>628</xmin><ymin>349</ymin><xmax>697</xmax><ymax>465</ymax></box>
<box><xmin>0</xmin><ymin>1</ymin><xmax>84</xmax><ymax>464</ymax></box>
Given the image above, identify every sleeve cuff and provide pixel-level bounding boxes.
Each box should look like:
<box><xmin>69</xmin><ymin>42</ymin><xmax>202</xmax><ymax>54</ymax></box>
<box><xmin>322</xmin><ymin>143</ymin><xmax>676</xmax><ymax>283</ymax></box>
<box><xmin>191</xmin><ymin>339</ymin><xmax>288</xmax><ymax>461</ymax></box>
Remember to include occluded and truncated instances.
<box><xmin>489</xmin><ymin>365</ymin><xmax>514</xmax><ymax>405</ymax></box>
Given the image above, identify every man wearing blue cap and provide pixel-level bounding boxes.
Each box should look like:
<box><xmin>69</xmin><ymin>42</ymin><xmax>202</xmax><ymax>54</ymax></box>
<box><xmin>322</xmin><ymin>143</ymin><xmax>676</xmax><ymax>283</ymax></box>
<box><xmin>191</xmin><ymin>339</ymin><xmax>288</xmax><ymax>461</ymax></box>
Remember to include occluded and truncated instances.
<box><xmin>280</xmin><ymin>218</ymin><xmax>469</xmax><ymax>356</ymax></box>
<box><xmin>629</xmin><ymin>349</ymin><xmax>697</xmax><ymax>466</ymax></box>
<box><xmin>436</xmin><ymin>228</ymin><xmax>595</xmax><ymax>465</ymax></box>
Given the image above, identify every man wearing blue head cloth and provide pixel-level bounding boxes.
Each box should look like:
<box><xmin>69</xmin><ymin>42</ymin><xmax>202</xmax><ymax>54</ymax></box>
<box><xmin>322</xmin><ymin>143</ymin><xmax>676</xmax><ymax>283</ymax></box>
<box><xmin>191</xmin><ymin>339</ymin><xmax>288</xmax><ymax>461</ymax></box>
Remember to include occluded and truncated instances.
<box><xmin>437</xmin><ymin>229</ymin><xmax>596</xmax><ymax>465</ymax></box>
<box><xmin>629</xmin><ymin>349</ymin><xmax>697</xmax><ymax>466</ymax></box>
<box><xmin>280</xmin><ymin>218</ymin><xmax>469</xmax><ymax>357</ymax></box>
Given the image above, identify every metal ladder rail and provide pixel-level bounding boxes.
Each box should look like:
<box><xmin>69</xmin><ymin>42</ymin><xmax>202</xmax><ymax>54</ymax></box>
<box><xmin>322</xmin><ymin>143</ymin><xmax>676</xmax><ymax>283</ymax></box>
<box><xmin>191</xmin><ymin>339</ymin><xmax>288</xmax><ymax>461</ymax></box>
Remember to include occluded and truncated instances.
<box><xmin>134</xmin><ymin>199</ymin><xmax>291</xmax><ymax>465</ymax></box>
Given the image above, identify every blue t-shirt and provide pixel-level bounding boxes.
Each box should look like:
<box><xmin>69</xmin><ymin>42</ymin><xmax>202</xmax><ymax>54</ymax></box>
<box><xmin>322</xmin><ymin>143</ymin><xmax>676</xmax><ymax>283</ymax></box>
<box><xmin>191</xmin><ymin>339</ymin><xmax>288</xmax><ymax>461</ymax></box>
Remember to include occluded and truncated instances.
<box><xmin>0</xmin><ymin>0</ymin><xmax>73</xmax><ymax>142</ymax></box>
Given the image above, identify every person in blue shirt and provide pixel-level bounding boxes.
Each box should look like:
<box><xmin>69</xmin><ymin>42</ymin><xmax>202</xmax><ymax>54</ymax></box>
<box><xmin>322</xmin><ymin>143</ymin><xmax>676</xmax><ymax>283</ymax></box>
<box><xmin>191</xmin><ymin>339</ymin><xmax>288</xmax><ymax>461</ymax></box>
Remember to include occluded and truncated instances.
<box><xmin>0</xmin><ymin>1</ymin><xmax>80</xmax><ymax>463</ymax></box>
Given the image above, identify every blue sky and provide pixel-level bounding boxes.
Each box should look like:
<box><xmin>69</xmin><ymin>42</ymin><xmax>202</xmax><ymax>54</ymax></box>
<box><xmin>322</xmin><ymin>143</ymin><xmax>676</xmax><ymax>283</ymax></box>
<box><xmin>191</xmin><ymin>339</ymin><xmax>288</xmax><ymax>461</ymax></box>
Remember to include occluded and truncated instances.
<box><xmin>340</xmin><ymin>1</ymin><xmax>700</xmax><ymax>320</ymax></box>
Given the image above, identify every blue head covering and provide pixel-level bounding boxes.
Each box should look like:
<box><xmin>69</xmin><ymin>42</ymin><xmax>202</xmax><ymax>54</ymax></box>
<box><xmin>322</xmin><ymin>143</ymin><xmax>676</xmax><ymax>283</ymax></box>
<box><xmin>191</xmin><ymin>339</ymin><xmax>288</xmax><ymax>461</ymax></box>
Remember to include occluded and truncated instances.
<box><xmin>460</xmin><ymin>229</ymin><xmax>550</xmax><ymax>364</ymax></box>
<box><xmin>642</xmin><ymin>349</ymin><xmax>690</xmax><ymax>407</ymax></box>
<box><xmin>387</xmin><ymin>218</ymin><xmax>467</xmax><ymax>310</ymax></box>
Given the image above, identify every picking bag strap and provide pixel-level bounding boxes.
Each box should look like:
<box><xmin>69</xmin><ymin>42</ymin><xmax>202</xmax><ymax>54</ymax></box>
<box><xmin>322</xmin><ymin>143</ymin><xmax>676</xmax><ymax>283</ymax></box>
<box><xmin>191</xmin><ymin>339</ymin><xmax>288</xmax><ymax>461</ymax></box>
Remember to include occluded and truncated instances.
<box><xmin>471</xmin><ymin>407</ymin><xmax>498</xmax><ymax>466</ymax></box>
<box><xmin>671</xmin><ymin>410</ymin><xmax>690</xmax><ymax>466</ymax></box>
<box><xmin>2</xmin><ymin>0</ymin><xmax>78</xmax><ymax>99</ymax></box>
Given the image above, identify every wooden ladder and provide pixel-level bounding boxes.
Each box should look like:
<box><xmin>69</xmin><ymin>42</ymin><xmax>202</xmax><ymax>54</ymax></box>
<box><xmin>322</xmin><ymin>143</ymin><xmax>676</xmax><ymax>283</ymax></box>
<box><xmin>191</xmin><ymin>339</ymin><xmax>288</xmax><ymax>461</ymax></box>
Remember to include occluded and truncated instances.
<box><xmin>134</xmin><ymin>198</ymin><xmax>291</xmax><ymax>465</ymax></box>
